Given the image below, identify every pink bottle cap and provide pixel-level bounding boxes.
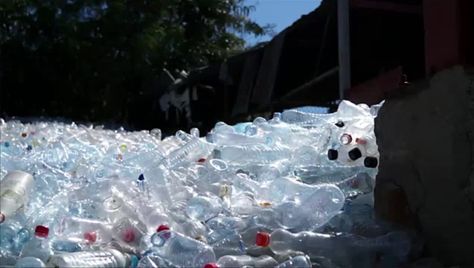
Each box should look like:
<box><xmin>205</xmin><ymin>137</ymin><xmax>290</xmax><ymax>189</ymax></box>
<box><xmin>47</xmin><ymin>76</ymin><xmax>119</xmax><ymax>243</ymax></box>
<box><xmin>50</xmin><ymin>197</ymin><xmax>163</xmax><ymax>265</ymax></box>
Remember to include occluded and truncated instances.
<box><xmin>35</xmin><ymin>225</ymin><xmax>49</xmax><ymax>238</ymax></box>
<box><xmin>256</xmin><ymin>231</ymin><xmax>270</xmax><ymax>247</ymax></box>
<box><xmin>84</xmin><ymin>231</ymin><xmax>97</xmax><ymax>243</ymax></box>
<box><xmin>204</xmin><ymin>263</ymin><xmax>219</xmax><ymax>268</ymax></box>
<box><xmin>121</xmin><ymin>228</ymin><xmax>136</xmax><ymax>243</ymax></box>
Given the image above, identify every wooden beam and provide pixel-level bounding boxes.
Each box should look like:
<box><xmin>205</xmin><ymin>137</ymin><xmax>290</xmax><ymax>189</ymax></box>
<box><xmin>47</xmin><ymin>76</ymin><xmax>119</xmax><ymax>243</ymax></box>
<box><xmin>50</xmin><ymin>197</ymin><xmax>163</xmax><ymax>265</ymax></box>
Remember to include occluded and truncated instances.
<box><xmin>338</xmin><ymin>0</ymin><xmax>351</xmax><ymax>101</ymax></box>
<box><xmin>351</xmin><ymin>0</ymin><xmax>422</xmax><ymax>14</ymax></box>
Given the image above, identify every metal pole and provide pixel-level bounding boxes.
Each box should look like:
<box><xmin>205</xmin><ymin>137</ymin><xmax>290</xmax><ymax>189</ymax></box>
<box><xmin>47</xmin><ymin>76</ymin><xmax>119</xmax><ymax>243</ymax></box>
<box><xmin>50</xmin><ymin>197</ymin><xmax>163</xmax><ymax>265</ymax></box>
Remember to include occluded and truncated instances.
<box><xmin>338</xmin><ymin>0</ymin><xmax>351</xmax><ymax>101</ymax></box>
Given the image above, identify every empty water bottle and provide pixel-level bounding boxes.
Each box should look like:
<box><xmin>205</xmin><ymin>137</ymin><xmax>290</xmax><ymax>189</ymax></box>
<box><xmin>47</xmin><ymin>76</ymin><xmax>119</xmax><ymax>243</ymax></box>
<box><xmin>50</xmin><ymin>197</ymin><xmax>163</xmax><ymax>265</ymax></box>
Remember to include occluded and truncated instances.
<box><xmin>0</xmin><ymin>100</ymin><xmax>392</xmax><ymax>267</ymax></box>
<box><xmin>0</xmin><ymin>171</ymin><xmax>34</xmax><ymax>223</ymax></box>
<box><xmin>256</xmin><ymin>229</ymin><xmax>411</xmax><ymax>267</ymax></box>
<box><xmin>47</xmin><ymin>248</ymin><xmax>135</xmax><ymax>268</ymax></box>
<box><xmin>15</xmin><ymin>257</ymin><xmax>46</xmax><ymax>268</ymax></box>
<box><xmin>205</xmin><ymin>255</ymin><xmax>278</xmax><ymax>268</ymax></box>
<box><xmin>276</xmin><ymin>255</ymin><xmax>312</xmax><ymax>268</ymax></box>
<box><xmin>149</xmin><ymin>225</ymin><xmax>216</xmax><ymax>267</ymax></box>
<box><xmin>186</xmin><ymin>195</ymin><xmax>223</xmax><ymax>222</ymax></box>
<box><xmin>20</xmin><ymin>225</ymin><xmax>54</xmax><ymax>262</ymax></box>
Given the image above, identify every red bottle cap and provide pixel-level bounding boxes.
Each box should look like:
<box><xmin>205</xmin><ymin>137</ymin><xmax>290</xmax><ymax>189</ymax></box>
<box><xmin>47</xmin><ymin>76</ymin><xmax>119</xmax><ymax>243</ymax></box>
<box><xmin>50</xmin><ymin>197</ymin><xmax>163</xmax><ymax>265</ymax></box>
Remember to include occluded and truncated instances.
<box><xmin>84</xmin><ymin>231</ymin><xmax>97</xmax><ymax>243</ymax></box>
<box><xmin>0</xmin><ymin>213</ymin><xmax>5</xmax><ymax>223</ymax></box>
<box><xmin>156</xmin><ymin>224</ymin><xmax>170</xmax><ymax>233</ymax></box>
<box><xmin>35</xmin><ymin>225</ymin><xmax>49</xmax><ymax>238</ymax></box>
<box><xmin>121</xmin><ymin>228</ymin><xmax>136</xmax><ymax>243</ymax></box>
<box><xmin>256</xmin><ymin>231</ymin><xmax>270</xmax><ymax>247</ymax></box>
<box><xmin>197</xmin><ymin>158</ymin><xmax>206</xmax><ymax>163</ymax></box>
<box><xmin>204</xmin><ymin>263</ymin><xmax>219</xmax><ymax>268</ymax></box>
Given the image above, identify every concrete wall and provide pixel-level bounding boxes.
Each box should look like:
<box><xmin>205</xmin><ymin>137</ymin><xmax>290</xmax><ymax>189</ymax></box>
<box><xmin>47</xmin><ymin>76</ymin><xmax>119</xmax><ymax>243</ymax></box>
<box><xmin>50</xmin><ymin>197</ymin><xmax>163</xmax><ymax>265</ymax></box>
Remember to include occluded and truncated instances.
<box><xmin>374</xmin><ymin>66</ymin><xmax>474</xmax><ymax>266</ymax></box>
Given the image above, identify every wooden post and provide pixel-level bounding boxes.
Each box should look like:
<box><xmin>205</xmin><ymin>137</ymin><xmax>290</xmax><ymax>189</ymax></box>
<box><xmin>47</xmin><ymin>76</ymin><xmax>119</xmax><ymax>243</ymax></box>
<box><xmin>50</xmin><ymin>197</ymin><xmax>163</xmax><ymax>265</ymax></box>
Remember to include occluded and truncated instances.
<box><xmin>338</xmin><ymin>0</ymin><xmax>351</xmax><ymax>100</ymax></box>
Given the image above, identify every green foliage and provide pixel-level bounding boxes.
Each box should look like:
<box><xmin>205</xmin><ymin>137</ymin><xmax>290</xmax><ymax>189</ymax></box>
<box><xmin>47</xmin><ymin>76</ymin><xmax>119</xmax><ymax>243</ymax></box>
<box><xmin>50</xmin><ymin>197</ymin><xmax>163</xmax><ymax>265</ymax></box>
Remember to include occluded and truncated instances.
<box><xmin>0</xmin><ymin>0</ymin><xmax>269</xmax><ymax>128</ymax></box>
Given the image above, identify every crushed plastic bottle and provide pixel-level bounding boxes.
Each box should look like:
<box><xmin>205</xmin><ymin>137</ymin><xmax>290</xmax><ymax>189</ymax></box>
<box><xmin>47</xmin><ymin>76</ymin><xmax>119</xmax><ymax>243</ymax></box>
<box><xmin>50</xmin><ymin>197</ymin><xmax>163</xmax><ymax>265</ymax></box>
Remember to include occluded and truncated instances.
<box><xmin>20</xmin><ymin>225</ymin><xmax>53</xmax><ymax>262</ymax></box>
<box><xmin>149</xmin><ymin>225</ymin><xmax>216</xmax><ymax>267</ymax></box>
<box><xmin>0</xmin><ymin>100</ymin><xmax>415</xmax><ymax>268</ymax></box>
<box><xmin>275</xmin><ymin>255</ymin><xmax>312</xmax><ymax>268</ymax></box>
<box><xmin>256</xmin><ymin>229</ymin><xmax>411</xmax><ymax>267</ymax></box>
<box><xmin>205</xmin><ymin>255</ymin><xmax>278</xmax><ymax>268</ymax></box>
<box><xmin>0</xmin><ymin>171</ymin><xmax>34</xmax><ymax>223</ymax></box>
<box><xmin>47</xmin><ymin>248</ymin><xmax>135</xmax><ymax>268</ymax></box>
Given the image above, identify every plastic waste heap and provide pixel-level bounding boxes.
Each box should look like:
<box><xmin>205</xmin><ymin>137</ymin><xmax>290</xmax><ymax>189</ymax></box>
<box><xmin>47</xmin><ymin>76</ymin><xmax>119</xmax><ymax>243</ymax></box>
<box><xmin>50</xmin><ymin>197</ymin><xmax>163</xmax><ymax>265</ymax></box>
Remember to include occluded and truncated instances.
<box><xmin>0</xmin><ymin>100</ymin><xmax>415</xmax><ymax>268</ymax></box>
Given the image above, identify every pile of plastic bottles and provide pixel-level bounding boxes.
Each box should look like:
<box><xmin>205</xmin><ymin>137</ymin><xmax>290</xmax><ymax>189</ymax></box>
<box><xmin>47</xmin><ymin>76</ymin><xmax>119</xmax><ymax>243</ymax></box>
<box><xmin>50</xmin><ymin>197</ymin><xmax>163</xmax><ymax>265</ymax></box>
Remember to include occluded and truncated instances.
<box><xmin>0</xmin><ymin>100</ymin><xmax>413</xmax><ymax>268</ymax></box>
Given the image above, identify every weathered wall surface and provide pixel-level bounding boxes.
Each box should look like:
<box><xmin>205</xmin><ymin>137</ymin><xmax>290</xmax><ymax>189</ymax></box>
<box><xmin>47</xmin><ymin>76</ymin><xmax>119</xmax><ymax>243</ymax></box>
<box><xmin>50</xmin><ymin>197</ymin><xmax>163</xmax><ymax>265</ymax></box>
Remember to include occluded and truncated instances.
<box><xmin>374</xmin><ymin>66</ymin><xmax>474</xmax><ymax>266</ymax></box>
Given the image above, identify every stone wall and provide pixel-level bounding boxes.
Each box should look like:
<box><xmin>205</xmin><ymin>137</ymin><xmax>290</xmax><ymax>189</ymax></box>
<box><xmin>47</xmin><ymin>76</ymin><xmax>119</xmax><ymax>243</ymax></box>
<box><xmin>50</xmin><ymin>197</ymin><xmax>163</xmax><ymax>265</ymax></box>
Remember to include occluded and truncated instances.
<box><xmin>374</xmin><ymin>66</ymin><xmax>474</xmax><ymax>266</ymax></box>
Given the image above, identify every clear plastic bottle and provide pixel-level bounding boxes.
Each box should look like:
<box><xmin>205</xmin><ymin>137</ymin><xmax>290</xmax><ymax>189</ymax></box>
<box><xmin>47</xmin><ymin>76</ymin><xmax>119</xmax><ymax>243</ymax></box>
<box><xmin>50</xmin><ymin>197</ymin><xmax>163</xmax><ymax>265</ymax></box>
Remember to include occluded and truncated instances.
<box><xmin>261</xmin><ymin>178</ymin><xmax>345</xmax><ymax>230</ymax></box>
<box><xmin>149</xmin><ymin>225</ymin><xmax>216</xmax><ymax>267</ymax></box>
<box><xmin>0</xmin><ymin>171</ymin><xmax>34</xmax><ymax>223</ymax></box>
<box><xmin>47</xmin><ymin>248</ymin><xmax>135</xmax><ymax>268</ymax></box>
<box><xmin>205</xmin><ymin>255</ymin><xmax>278</xmax><ymax>268</ymax></box>
<box><xmin>275</xmin><ymin>255</ymin><xmax>312</xmax><ymax>268</ymax></box>
<box><xmin>56</xmin><ymin>216</ymin><xmax>113</xmax><ymax>244</ymax></box>
<box><xmin>51</xmin><ymin>239</ymin><xmax>84</xmax><ymax>253</ymax></box>
<box><xmin>20</xmin><ymin>225</ymin><xmax>54</xmax><ymax>263</ymax></box>
<box><xmin>213</xmin><ymin>144</ymin><xmax>292</xmax><ymax>165</ymax></box>
<box><xmin>186</xmin><ymin>195</ymin><xmax>223</xmax><ymax>222</ymax></box>
<box><xmin>137</xmin><ymin>253</ymin><xmax>175</xmax><ymax>268</ymax></box>
<box><xmin>208</xmin><ymin>231</ymin><xmax>246</xmax><ymax>258</ymax></box>
<box><xmin>256</xmin><ymin>229</ymin><xmax>410</xmax><ymax>267</ymax></box>
<box><xmin>0</xmin><ymin>217</ymin><xmax>29</xmax><ymax>255</ymax></box>
<box><xmin>293</xmin><ymin>165</ymin><xmax>368</xmax><ymax>184</ymax></box>
<box><xmin>335</xmin><ymin>173</ymin><xmax>374</xmax><ymax>198</ymax></box>
<box><xmin>15</xmin><ymin>257</ymin><xmax>46</xmax><ymax>268</ymax></box>
<box><xmin>164</xmin><ymin>130</ymin><xmax>214</xmax><ymax>167</ymax></box>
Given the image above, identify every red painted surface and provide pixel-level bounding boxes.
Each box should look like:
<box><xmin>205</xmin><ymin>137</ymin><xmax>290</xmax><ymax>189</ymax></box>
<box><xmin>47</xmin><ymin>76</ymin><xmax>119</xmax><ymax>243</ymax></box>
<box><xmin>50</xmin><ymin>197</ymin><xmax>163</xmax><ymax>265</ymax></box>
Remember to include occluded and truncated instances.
<box><xmin>424</xmin><ymin>0</ymin><xmax>465</xmax><ymax>74</ymax></box>
<box><xmin>347</xmin><ymin>0</ymin><xmax>472</xmax><ymax>105</ymax></box>
<box><xmin>347</xmin><ymin>67</ymin><xmax>403</xmax><ymax>105</ymax></box>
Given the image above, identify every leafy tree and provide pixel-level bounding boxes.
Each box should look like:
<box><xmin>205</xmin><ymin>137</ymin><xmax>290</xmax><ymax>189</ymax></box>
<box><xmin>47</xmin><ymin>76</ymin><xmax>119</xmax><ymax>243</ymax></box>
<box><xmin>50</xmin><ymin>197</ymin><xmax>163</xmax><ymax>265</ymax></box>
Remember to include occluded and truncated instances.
<box><xmin>0</xmin><ymin>0</ymin><xmax>269</xmax><ymax>128</ymax></box>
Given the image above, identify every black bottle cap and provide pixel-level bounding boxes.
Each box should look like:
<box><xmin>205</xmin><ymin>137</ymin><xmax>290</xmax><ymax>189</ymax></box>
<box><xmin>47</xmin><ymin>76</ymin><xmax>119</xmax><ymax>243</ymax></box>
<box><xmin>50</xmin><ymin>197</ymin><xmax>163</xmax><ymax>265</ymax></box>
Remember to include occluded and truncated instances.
<box><xmin>348</xmin><ymin>148</ymin><xmax>362</xmax><ymax>160</ymax></box>
<box><xmin>364</xmin><ymin>157</ymin><xmax>378</xmax><ymax>168</ymax></box>
<box><xmin>335</xmin><ymin>121</ymin><xmax>345</xmax><ymax>128</ymax></box>
<box><xmin>328</xmin><ymin>149</ymin><xmax>338</xmax><ymax>160</ymax></box>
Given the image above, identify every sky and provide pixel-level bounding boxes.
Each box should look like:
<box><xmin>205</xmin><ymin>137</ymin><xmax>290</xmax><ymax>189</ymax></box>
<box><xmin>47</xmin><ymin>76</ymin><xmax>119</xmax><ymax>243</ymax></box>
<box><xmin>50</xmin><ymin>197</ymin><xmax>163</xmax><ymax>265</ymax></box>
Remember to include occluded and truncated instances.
<box><xmin>243</xmin><ymin>0</ymin><xmax>322</xmax><ymax>45</ymax></box>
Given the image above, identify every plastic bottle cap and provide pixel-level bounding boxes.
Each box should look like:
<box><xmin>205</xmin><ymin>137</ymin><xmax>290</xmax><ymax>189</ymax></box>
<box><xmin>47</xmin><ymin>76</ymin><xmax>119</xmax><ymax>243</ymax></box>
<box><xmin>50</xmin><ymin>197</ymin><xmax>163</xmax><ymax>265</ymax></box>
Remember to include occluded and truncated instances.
<box><xmin>0</xmin><ymin>213</ymin><xmax>5</xmax><ymax>223</ymax></box>
<box><xmin>204</xmin><ymin>263</ymin><xmax>219</xmax><ymax>268</ymax></box>
<box><xmin>364</xmin><ymin>156</ymin><xmax>378</xmax><ymax>168</ymax></box>
<box><xmin>130</xmin><ymin>255</ymin><xmax>139</xmax><ymax>268</ymax></box>
<box><xmin>348</xmin><ymin>148</ymin><xmax>362</xmax><ymax>160</ymax></box>
<box><xmin>35</xmin><ymin>225</ymin><xmax>49</xmax><ymax>238</ymax></box>
<box><xmin>138</xmin><ymin>174</ymin><xmax>145</xmax><ymax>181</ymax></box>
<box><xmin>335</xmin><ymin>121</ymin><xmax>345</xmax><ymax>128</ymax></box>
<box><xmin>197</xmin><ymin>158</ymin><xmax>206</xmax><ymax>163</ymax></box>
<box><xmin>156</xmin><ymin>224</ymin><xmax>170</xmax><ymax>233</ymax></box>
<box><xmin>84</xmin><ymin>231</ymin><xmax>97</xmax><ymax>243</ymax></box>
<box><xmin>340</xmin><ymin>134</ymin><xmax>352</xmax><ymax>145</ymax></box>
<box><xmin>355</xmin><ymin>138</ymin><xmax>367</xmax><ymax>145</ymax></box>
<box><xmin>121</xmin><ymin>228</ymin><xmax>136</xmax><ymax>243</ymax></box>
<box><xmin>256</xmin><ymin>232</ymin><xmax>270</xmax><ymax>247</ymax></box>
<box><xmin>327</xmin><ymin>149</ymin><xmax>338</xmax><ymax>160</ymax></box>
